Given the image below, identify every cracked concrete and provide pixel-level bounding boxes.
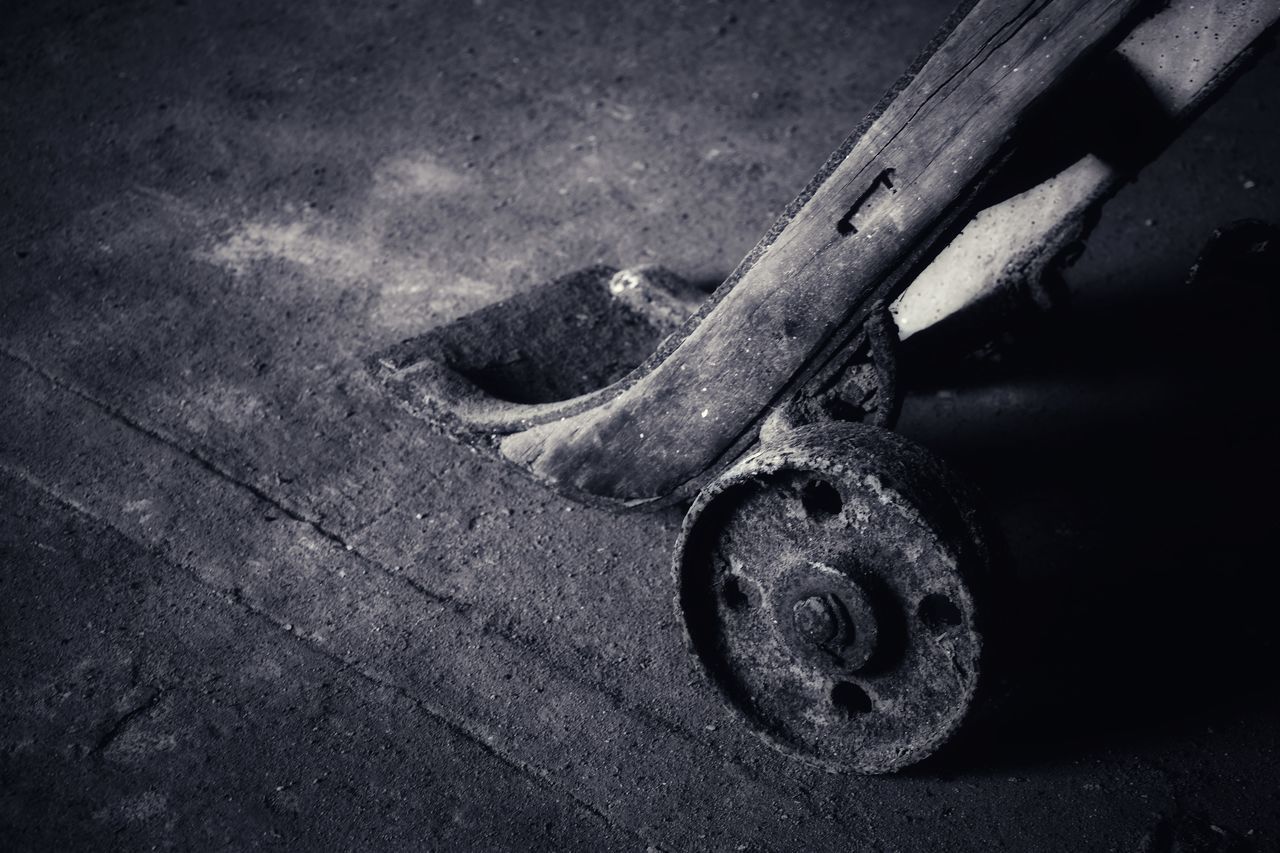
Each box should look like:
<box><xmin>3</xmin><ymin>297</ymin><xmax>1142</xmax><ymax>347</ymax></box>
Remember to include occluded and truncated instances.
<box><xmin>0</xmin><ymin>471</ymin><xmax>638</xmax><ymax>850</ymax></box>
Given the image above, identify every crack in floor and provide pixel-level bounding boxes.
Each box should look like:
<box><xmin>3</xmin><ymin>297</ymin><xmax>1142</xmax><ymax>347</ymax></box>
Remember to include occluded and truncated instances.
<box><xmin>0</xmin><ymin>459</ymin><xmax>659</xmax><ymax>851</ymax></box>
<box><xmin>0</xmin><ymin>343</ymin><xmax>893</xmax><ymax>850</ymax></box>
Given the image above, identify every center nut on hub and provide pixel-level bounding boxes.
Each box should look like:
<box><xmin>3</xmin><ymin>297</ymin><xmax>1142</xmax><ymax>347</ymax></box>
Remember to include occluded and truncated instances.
<box><xmin>675</xmin><ymin>421</ymin><xmax>987</xmax><ymax>773</ymax></box>
<box><xmin>792</xmin><ymin>595</ymin><xmax>845</xmax><ymax>646</ymax></box>
<box><xmin>779</xmin><ymin>564</ymin><xmax>880</xmax><ymax>674</ymax></box>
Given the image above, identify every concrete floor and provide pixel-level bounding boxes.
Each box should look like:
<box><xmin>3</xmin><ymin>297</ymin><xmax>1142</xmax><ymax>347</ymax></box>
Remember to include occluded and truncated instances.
<box><xmin>2</xmin><ymin>0</ymin><xmax>1279</xmax><ymax>850</ymax></box>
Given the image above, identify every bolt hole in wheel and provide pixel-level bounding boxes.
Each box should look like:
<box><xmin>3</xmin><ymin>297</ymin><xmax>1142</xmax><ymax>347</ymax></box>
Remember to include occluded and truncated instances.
<box><xmin>721</xmin><ymin>574</ymin><xmax>751</xmax><ymax>610</ymax></box>
<box><xmin>917</xmin><ymin>593</ymin><xmax>962</xmax><ymax>634</ymax></box>
<box><xmin>800</xmin><ymin>478</ymin><xmax>842</xmax><ymax>519</ymax></box>
<box><xmin>831</xmin><ymin>681</ymin><xmax>873</xmax><ymax>717</ymax></box>
<box><xmin>676</xmin><ymin>422</ymin><xmax>990</xmax><ymax>773</ymax></box>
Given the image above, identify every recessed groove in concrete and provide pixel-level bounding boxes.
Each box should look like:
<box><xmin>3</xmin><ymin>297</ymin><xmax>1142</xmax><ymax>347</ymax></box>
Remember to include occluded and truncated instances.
<box><xmin>0</xmin><ymin>352</ymin><xmax>879</xmax><ymax>852</ymax></box>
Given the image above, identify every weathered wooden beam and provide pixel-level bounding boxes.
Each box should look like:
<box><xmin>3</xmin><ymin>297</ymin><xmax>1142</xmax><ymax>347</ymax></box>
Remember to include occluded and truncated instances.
<box><xmin>891</xmin><ymin>0</ymin><xmax>1280</xmax><ymax>342</ymax></box>
<box><xmin>501</xmin><ymin>0</ymin><xmax>1149</xmax><ymax>503</ymax></box>
<box><xmin>371</xmin><ymin>0</ymin><xmax>1276</xmax><ymax>510</ymax></box>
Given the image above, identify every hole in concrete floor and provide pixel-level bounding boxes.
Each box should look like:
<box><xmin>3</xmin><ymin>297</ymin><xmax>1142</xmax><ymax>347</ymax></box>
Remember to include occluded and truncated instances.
<box><xmin>800</xmin><ymin>478</ymin><xmax>843</xmax><ymax>520</ymax></box>
<box><xmin>831</xmin><ymin>681</ymin><xmax>873</xmax><ymax>716</ymax></box>
<box><xmin>721</xmin><ymin>574</ymin><xmax>751</xmax><ymax>610</ymax></box>
<box><xmin>918</xmin><ymin>593</ymin><xmax>962</xmax><ymax>633</ymax></box>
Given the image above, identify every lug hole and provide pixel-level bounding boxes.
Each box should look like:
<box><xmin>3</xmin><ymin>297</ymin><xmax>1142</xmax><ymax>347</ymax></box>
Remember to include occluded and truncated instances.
<box><xmin>918</xmin><ymin>593</ymin><xmax>962</xmax><ymax>634</ymax></box>
<box><xmin>721</xmin><ymin>574</ymin><xmax>751</xmax><ymax>610</ymax></box>
<box><xmin>800</xmin><ymin>479</ymin><xmax>842</xmax><ymax>520</ymax></box>
<box><xmin>831</xmin><ymin>681</ymin><xmax>872</xmax><ymax>716</ymax></box>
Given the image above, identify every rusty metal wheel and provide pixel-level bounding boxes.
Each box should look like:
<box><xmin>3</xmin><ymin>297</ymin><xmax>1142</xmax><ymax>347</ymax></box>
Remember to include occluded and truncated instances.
<box><xmin>675</xmin><ymin>422</ymin><xmax>992</xmax><ymax>773</ymax></box>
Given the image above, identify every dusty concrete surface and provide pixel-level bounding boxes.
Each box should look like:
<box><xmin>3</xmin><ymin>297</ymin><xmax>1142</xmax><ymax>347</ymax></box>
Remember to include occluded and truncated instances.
<box><xmin>2</xmin><ymin>0</ymin><xmax>1278</xmax><ymax>850</ymax></box>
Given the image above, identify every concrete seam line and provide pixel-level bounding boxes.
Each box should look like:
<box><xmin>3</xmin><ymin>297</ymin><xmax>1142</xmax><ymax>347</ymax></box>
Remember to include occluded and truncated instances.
<box><xmin>0</xmin><ymin>458</ymin><xmax>658</xmax><ymax>851</ymax></box>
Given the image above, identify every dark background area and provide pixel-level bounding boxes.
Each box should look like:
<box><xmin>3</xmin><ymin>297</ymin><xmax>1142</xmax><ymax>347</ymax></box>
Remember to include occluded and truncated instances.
<box><xmin>2</xmin><ymin>0</ymin><xmax>1278</xmax><ymax>850</ymax></box>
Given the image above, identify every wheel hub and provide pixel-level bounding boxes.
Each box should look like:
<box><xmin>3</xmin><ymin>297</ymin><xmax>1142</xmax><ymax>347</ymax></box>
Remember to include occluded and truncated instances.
<box><xmin>675</xmin><ymin>422</ymin><xmax>992</xmax><ymax>773</ymax></box>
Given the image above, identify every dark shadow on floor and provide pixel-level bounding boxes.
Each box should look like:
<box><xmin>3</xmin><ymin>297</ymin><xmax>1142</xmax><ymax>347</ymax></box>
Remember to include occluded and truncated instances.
<box><xmin>900</xmin><ymin>233</ymin><xmax>1280</xmax><ymax>772</ymax></box>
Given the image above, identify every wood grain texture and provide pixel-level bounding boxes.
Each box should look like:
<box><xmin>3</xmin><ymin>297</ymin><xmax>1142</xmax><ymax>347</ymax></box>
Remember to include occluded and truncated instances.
<box><xmin>502</xmin><ymin>0</ymin><xmax>1147</xmax><ymax>502</ymax></box>
<box><xmin>891</xmin><ymin>0</ymin><xmax>1280</xmax><ymax>341</ymax></box>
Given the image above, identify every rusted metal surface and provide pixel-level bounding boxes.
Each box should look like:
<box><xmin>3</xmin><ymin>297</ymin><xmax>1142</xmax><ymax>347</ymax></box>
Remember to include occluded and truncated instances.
<box><xmin>675</xmin><ymin>423</ymin><xmax>992</xmax><ymax>773</ymax></box>
<box><xmin>371</xmin><ymin>265</ymin><xmax>703</xmax><ymax>438</ymax></box>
